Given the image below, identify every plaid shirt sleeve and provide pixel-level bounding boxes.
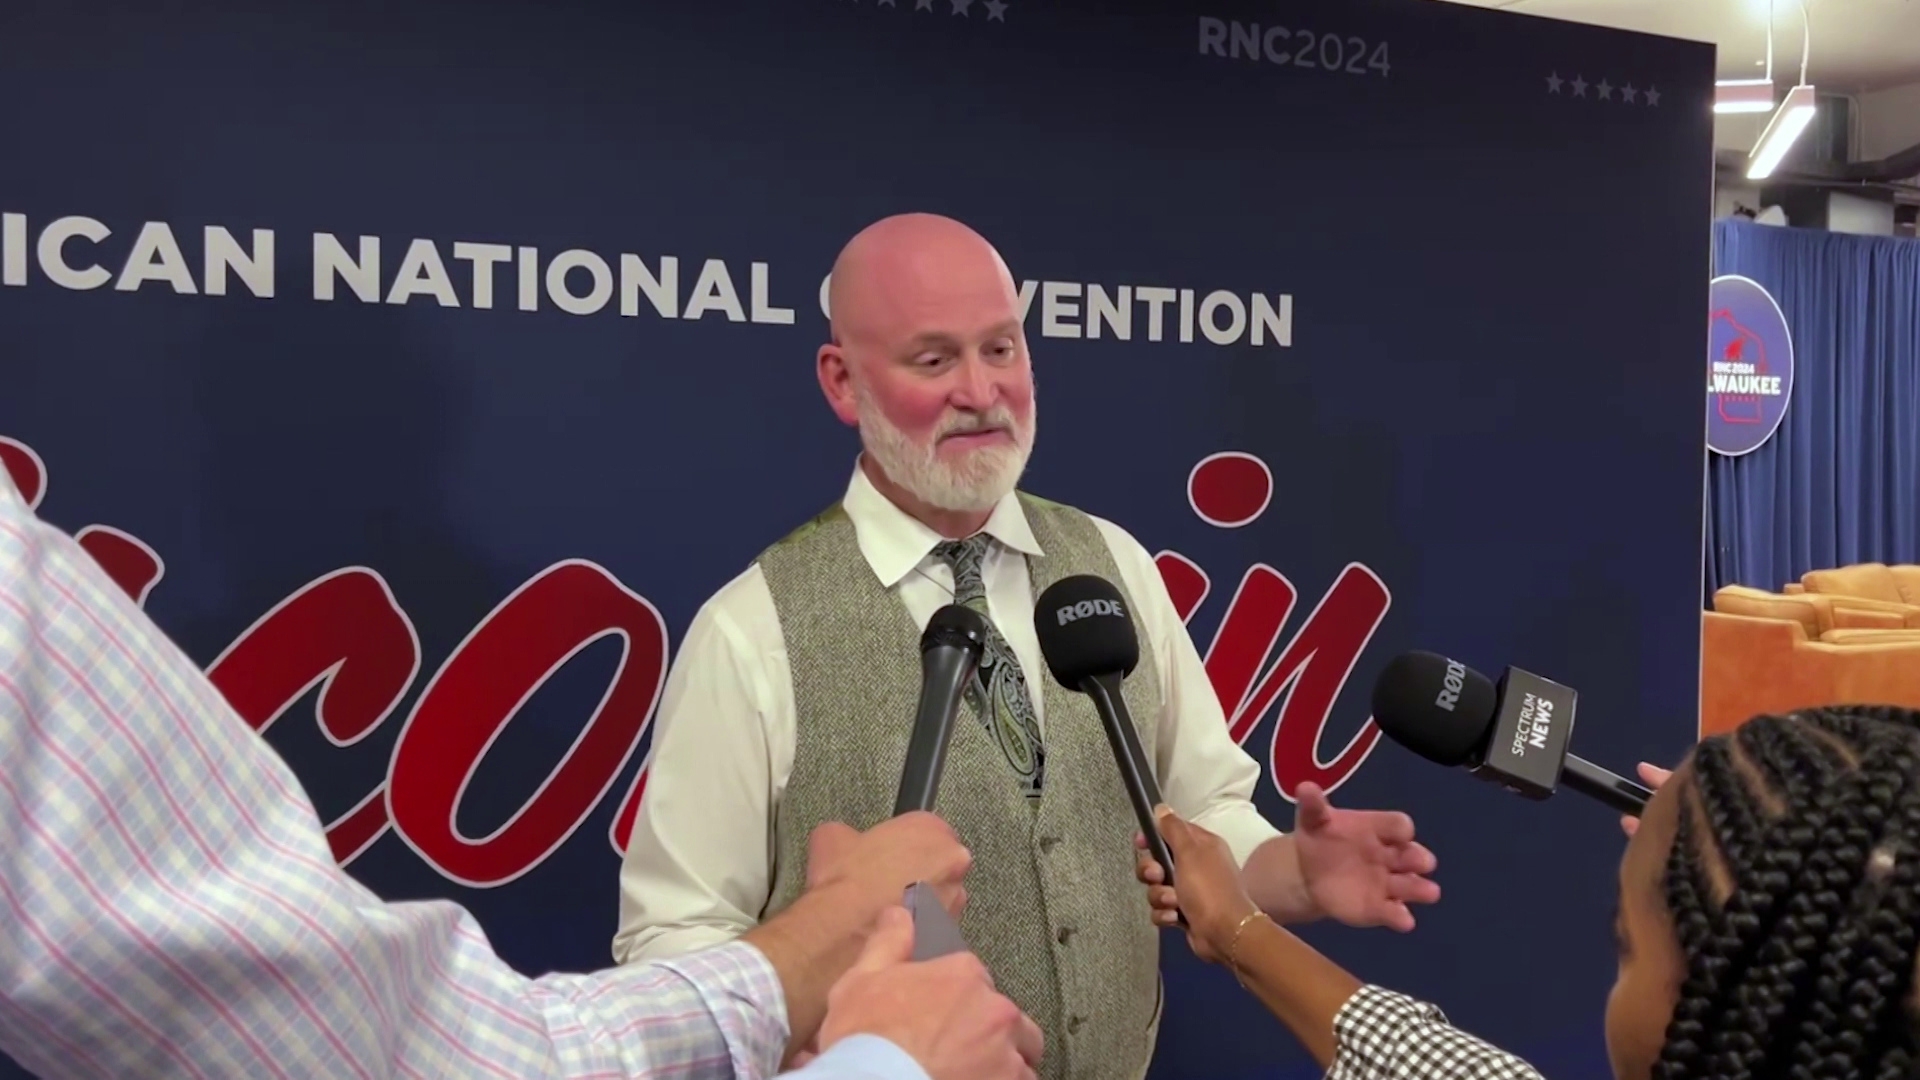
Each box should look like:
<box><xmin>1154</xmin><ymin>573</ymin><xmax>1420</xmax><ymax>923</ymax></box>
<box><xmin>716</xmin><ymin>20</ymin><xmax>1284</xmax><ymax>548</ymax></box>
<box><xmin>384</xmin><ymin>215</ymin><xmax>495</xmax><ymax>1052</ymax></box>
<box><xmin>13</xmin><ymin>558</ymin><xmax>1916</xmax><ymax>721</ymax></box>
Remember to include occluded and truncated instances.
<box><xmin>1329</xmin><ymin>985</ymin><xmax>1546</xmax><ymax>1080</ymax></box>
<box><xmin>0</xmin><ymin>479</ymin><xmax>823</xmax><ymax>1080</ymax></box>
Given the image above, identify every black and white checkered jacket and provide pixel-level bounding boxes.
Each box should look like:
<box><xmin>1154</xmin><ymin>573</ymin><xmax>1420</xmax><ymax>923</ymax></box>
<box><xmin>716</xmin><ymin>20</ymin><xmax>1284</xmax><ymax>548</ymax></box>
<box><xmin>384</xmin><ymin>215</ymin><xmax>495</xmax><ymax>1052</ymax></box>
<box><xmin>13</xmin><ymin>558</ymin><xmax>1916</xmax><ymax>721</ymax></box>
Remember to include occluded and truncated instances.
<box><xmin>1331</xmin><ymin>985</ymin><xmax>1547</xmax><ymax>1080</ymax></box>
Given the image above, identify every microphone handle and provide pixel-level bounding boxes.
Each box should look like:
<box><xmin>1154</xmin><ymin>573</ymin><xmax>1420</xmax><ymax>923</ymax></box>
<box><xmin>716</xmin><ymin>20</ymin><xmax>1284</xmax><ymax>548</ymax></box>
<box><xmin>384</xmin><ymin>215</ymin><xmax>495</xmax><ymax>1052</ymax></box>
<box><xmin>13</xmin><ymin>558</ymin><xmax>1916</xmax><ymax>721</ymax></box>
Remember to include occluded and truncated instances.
<box><xmin>1562</xmin><ymin>754</ymin><xmax>1654</xmax><ymax>816</ymax></box>
<box><xmin>891</xmin><ymin>647</ymin><xmax>981</xmax><ymax>816</ymax></box>
<box><xmin>1082</xmin><ymin>673</ymin><xmax>1179</xmax><ymax>894</ymax></box>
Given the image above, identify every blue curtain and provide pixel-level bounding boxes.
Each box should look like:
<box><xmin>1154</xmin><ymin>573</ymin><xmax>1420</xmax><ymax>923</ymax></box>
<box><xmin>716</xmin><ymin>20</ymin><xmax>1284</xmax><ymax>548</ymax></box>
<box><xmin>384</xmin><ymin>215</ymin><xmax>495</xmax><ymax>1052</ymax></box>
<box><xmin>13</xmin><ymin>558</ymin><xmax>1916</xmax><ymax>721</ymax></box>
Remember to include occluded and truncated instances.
<box><xmin>1706</xmin><ymin>220</ymin><xmax>1920</xmax><ymax>594</ymax></box>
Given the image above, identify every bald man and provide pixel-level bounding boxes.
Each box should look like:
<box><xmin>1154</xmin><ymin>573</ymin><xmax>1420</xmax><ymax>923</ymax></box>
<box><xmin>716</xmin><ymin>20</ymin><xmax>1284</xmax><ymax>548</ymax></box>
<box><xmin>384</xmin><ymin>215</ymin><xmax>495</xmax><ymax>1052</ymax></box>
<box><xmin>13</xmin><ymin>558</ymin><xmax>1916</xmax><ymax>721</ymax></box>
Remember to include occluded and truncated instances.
<box><xmin>614</xmin><ymin>214</ymin><xmax>1441</xmax><ymax>1080</ymax></box>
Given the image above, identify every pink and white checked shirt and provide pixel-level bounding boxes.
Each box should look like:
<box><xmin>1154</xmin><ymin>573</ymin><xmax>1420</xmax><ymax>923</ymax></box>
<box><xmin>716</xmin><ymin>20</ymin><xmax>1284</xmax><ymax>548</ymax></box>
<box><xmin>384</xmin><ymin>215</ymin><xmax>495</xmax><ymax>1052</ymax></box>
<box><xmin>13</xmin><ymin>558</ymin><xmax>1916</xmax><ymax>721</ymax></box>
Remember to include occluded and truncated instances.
<box><xmin>0</xmin><ymin>478</ymin><xmax>924</xmax><ymax>1080</ymax></box>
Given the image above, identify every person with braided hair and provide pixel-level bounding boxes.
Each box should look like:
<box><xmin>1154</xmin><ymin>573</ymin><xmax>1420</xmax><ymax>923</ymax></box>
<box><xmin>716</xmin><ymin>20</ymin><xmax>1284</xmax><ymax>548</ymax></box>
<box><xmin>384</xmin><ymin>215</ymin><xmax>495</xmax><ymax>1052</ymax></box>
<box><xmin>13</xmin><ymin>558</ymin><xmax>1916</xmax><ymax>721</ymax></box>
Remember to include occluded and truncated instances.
<box><xmin>1135</xmin><ymin>705</ymin><xmax>1920</xmax><ymax>1080</ymax></box>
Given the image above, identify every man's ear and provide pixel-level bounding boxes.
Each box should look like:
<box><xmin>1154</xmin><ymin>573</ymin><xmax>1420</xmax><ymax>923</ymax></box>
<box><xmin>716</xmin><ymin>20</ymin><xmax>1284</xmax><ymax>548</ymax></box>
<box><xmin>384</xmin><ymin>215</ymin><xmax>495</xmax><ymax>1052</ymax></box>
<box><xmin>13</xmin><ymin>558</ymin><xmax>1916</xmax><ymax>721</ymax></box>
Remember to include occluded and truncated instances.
<box><xmin>818</xmin><ymin>344</ymin><xmax>860</xmax><ymax>428</ymax></box>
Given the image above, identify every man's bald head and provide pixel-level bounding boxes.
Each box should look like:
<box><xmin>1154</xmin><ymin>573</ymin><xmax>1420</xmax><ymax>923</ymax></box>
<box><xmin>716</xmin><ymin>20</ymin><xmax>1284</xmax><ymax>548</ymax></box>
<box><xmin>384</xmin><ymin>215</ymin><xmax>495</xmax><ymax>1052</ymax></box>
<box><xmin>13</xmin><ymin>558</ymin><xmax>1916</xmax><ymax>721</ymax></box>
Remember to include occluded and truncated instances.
<box><xmin>814</xmin><ymin>213</ymin><xmax>1037</xmax><ymax>526</ymax></box>
<box><xmin>826</xmin><ymin>213</ymin><xmax>1020</xmax><ymax>353</ymax></box>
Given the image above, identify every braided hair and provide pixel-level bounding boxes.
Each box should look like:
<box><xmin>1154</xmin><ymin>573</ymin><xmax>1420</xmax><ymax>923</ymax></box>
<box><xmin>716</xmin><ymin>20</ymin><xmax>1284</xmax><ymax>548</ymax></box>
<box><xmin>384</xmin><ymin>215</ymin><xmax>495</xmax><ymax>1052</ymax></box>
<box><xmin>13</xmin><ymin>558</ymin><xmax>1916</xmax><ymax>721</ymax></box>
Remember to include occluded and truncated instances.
<box><xmin>1653</xmin><ymin>704</ymin><xmax>1920</xmax><ymax>1080</ymax></box>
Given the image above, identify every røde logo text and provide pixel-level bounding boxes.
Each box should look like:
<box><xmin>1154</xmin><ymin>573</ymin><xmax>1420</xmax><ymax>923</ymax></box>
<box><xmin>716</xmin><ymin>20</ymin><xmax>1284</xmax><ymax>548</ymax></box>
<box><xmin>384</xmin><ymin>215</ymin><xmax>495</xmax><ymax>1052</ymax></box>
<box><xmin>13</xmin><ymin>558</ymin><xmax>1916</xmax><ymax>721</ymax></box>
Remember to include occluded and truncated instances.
<box><xmin>1057</xmin><ymin>598</ymin><xmax>1126</xmax><ymax>625</ymax></box>
<box><xmin>1435</xmin><ymin>658</ymin><xmax>1467</xmax><ymax>712</ymax></box>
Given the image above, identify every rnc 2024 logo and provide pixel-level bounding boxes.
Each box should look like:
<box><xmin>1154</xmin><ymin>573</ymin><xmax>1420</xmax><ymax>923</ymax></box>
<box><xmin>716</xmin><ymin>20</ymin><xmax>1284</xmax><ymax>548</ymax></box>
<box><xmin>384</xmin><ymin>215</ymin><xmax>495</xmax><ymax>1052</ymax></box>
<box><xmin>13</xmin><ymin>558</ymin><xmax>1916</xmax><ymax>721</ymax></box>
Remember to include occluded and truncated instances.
<box><xmin>1707</xmin><ymin>274</ymin><xmax>1794</xmax><ymax>457</ymax></box>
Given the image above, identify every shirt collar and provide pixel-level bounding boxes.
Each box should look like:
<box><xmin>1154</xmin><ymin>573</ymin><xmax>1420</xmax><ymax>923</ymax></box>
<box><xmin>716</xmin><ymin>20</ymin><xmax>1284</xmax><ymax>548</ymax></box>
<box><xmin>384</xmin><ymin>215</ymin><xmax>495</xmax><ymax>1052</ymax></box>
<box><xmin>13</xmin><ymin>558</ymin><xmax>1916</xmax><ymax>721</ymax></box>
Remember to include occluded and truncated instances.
<box><xmin>842</xmin><ymin>459</ymin><xmax>1044</xmax><ymax>589</ymax></box>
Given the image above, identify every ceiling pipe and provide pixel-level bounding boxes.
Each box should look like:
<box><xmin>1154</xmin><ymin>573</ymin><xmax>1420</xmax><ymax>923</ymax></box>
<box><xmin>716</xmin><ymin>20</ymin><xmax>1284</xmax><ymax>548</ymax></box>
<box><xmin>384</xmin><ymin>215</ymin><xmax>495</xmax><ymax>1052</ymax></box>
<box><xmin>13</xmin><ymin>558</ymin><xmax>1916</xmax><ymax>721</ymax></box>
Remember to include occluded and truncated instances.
<box><xmin>1796</xmin><ymin>141</ymin><xmax>1920</xmax><ymax>184</ymax></box>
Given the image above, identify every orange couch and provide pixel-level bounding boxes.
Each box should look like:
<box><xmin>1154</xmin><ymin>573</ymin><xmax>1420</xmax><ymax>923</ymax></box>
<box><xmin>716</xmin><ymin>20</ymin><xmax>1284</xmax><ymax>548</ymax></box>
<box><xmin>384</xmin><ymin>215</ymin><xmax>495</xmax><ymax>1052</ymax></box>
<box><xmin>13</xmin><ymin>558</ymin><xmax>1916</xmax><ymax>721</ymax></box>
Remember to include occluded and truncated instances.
<box><xmin>1799</xmin><ymin>562</ymin><xmax>1920</xmax><ymax>611</ymax></box>
<box><xmin>1712</xmin><ymin>584</ymin><xmax>1914</xmax><ymax>635</ymax></box>
<box><xmin>1701</xmin><ymin>578</ymin><xmax>1920</xmax><ymax>737</ymax></box>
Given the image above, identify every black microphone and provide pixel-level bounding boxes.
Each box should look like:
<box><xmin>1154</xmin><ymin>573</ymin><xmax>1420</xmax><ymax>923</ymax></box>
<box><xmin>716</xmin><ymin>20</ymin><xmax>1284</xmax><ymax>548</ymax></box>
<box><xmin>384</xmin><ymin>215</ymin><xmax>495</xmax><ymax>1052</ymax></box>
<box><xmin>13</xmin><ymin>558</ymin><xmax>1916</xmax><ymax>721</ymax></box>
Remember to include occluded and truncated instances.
<box><xmin>1369</xmin><ymin>650</ymin><xmax>1654</xmax><ymax>816</ymax></box>
<box><xmin>1033</xmin><ymin>575</ymin><xmax>1179</xmax><ymax>893</ymax></box>
<box><xmin>892</xmin><ymin>603</ymin><xmax>992</xmax><ymax>816</ymax></box>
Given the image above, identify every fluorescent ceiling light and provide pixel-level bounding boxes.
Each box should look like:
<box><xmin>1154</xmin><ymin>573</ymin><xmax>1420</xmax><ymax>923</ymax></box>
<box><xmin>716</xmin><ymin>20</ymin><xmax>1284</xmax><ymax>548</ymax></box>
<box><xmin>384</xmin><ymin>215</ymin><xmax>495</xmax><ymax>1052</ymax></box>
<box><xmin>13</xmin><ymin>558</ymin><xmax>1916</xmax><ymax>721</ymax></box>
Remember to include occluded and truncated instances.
<box><xmin>1714</xmin><ymin>79</ymin><xmax>1776</xmax><ymax>113</ymax></box>
<box><xmin>1746</xmin><ymin>83</ymin><xmax>1817</xmax><ymax>180</ymax></box>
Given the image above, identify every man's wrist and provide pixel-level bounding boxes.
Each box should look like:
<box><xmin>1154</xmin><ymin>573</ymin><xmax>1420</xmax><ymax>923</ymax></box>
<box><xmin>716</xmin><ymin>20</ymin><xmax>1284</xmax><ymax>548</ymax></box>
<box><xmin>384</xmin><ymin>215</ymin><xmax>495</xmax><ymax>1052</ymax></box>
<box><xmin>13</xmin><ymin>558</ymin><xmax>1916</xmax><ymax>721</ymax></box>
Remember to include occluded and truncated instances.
<box><xmin>749</xmin><ymin>881</ymin><xmax>880</xmax><ymax>965</ymax></box>
<box><xmin>1242</xmin><ymin>834</ymin><xmax>1321</xmax><ymax>925</ymax></box>
<box><xmin>743</xmin><ymin>881</ymin><xmax>884</xmax><ymax>1055</ymax></box>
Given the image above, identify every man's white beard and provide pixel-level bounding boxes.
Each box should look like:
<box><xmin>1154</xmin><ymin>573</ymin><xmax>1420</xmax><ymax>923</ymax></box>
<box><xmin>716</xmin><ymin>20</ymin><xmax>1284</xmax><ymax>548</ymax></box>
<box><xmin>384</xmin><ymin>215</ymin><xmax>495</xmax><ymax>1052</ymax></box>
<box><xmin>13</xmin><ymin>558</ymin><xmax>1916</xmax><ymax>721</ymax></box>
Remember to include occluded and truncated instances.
<box><xmin>855</xmin><ymin>386</ymin><xmax>1035</xmax><ymax>513</ymax></box>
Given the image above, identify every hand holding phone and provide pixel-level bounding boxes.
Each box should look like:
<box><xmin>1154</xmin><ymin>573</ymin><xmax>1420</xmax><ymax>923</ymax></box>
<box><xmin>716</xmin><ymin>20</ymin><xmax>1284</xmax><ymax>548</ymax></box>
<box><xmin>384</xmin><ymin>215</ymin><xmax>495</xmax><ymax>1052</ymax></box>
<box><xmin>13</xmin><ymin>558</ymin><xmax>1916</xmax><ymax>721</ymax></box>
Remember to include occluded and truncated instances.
<box><xmin>903</xmin><ymin>882</ymin><xmax>968</xmax><ymax>961</ymax></box>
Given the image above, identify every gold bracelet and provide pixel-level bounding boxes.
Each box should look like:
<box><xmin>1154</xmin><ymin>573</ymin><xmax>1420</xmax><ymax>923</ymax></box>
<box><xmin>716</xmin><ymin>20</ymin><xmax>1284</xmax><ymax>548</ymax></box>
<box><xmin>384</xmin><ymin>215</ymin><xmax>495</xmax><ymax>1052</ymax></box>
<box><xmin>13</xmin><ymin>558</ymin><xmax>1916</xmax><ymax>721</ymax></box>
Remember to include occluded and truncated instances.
<box><xmin>1224</xmin><ymin>910</ymin><xmax>1269</xmax><ymax>987</ymax></box>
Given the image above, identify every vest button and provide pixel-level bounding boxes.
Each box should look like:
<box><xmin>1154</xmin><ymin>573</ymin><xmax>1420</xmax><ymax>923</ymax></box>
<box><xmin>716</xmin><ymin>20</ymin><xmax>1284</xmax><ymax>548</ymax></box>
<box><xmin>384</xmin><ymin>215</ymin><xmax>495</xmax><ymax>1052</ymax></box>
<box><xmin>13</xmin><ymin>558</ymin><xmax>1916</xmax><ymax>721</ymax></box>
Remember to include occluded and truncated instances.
<box><xmin>1056</xmin><ymin>926</ymin><xmax>1075</xmax><ymax>944</ymax></box>
<box><xmin>1068</xmin><ymin>1015</ymin><xmax>1086</xmax><ymax>1034</ymax></box>
<box><xmin>1038</xmin><ymin>836</ymin><xmax>1060</xmax><ymax>851</ymax></box>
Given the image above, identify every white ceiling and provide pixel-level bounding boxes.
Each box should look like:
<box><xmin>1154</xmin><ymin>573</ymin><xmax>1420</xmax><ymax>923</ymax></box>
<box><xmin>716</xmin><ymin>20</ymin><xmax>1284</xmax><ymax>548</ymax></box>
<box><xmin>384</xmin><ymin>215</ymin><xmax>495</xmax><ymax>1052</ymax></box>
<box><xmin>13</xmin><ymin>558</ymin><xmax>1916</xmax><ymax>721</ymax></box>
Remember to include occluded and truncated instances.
<box><xmin>1434</xmin><ymin>0</ymin><xmax>1920</xmax><ymax>92</ymax></box>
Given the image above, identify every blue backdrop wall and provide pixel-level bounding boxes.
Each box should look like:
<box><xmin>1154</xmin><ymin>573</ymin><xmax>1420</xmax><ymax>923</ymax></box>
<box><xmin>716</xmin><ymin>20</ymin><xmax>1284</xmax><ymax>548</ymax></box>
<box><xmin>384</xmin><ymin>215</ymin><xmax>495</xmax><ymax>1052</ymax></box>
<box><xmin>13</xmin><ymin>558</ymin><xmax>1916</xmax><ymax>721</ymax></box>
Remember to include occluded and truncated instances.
<box><xmin>0</xmin><ymin>0</ymin><xmax>1713</xmax><ymax>1075</ymax></box>
<box><xmin>1706</xmin><ymin>219</ymin><xmax>1920</xmax><ymax>595</ymax></box>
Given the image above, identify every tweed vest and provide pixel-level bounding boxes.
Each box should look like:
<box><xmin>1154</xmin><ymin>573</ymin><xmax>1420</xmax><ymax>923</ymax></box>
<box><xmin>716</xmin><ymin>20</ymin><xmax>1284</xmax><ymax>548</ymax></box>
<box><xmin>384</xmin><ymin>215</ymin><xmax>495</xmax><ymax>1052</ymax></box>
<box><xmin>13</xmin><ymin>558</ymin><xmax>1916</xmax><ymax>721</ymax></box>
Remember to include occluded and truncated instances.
<box><xmin>757</xmin><ymin>492</ymin><xmax>1164</xmax><ymax>1080</ymax></box>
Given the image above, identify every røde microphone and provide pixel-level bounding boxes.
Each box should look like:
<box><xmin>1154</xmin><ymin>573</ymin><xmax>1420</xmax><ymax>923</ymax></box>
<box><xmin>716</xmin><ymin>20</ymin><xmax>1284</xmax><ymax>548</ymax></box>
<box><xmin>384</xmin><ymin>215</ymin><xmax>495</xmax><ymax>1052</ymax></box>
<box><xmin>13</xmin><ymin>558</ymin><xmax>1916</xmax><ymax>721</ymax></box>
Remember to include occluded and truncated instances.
<box><xmin>1033</xmin><ymin>574</ymin><xmax>1179</xmax><ymax>892</ymax></box>
<box><xmin>1369</xmin><ymin>651</ymin><xmax>1654</xmax><ymax>816</ymax></box>
<box><xmin>892</xmin><ymin>603</ymin><xmax>993</xmax><ymax>816</ymax></box>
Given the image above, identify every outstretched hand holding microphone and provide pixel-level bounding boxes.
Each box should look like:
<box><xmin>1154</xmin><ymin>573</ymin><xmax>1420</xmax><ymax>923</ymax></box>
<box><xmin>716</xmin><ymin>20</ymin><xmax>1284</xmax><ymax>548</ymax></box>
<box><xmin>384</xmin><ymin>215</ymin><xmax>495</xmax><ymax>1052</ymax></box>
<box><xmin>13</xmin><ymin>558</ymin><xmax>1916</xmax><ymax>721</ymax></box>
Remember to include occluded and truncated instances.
<box><xmin>1128</xmin><ymin>805</ymin><xmax>1489</xmax><ymax>1073</ymax></box>
<box><xmin>1365</xmin><ymin>649</ymin><xmax>1682</xmax><ymax>835</ymax></box>
<box><xmin>1368</xmin><ymin>650</ymin><xmax>1657</xmax><ymax>816</ymax></box>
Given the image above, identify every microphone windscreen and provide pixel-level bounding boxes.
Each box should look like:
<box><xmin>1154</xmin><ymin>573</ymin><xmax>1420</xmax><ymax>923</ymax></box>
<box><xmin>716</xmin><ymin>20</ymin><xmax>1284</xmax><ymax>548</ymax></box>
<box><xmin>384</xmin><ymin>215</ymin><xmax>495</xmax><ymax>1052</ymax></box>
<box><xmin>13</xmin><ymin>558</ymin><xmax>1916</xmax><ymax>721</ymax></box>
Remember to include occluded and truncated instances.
<box><xmin>1370</xmin><ymin>651</ymin><xmax>1498</xmax><ymax>766</ymax></box>
<box><xmin>1033</xmin><ymin>574</ymin><xmax>1139</xmax><ymax>688</ymax></box>
<box><xmin>922</xmin><ymin>603</ymin><xmax>992</xmax><ymax>654</ymax></box>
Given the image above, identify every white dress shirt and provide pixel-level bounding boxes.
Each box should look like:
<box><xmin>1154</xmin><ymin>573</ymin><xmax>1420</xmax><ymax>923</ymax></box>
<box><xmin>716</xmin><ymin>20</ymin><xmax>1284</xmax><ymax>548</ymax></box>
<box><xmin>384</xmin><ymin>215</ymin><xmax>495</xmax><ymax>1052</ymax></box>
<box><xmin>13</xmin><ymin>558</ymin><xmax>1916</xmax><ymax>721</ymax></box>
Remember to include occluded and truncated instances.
<box><xmin>614</xmin><ymin>466</ymin><xmax>1284</xmax><ymax>964</ymax></box>
<box><xmin>0</xmin><ymin>472</ymin><xmax>928</xmax><ymax>1080</ymax></box>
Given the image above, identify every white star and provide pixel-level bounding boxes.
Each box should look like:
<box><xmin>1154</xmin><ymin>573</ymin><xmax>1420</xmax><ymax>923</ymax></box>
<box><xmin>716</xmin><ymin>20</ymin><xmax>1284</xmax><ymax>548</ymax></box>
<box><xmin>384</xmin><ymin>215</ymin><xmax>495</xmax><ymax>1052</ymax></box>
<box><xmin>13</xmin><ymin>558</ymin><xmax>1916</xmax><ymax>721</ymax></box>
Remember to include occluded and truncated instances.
<box><xmin>1570</xmin><ymin>75</ymin><xmax>1588</xmax><ymax>97</ymax></box>
<box><xmin>1621</xmin><ymin>83</ymin><xmax>1639</xmax><ymax>104</ymax></box>
<box><xmin>950</xmin><ymin>0</ymin><xmax>971</xmax><ymax>13</ymax></box>
<box><xmin>1596</xmin><ymin>78</ymin><xmax>1614</xmax><ymax>100</ymax></box>
<box><xmin>916</xmin><ymin>0</ymin><xmax>933</xmax><ymax>8</ymax></box>
<box><xmin>1645</xmin><ymin>86</ymin><xmax>1661</xmax><ymax>106</ymax></box>
<box><xmin>984</xmin><ymin>0</ymin><xmax>1007</xmax><ymax>19</ymax></box>
<box><xmin>879</xmin><ymin>0</ymin><xmax>897</xmax><ymax>5</ymax></box>
<box><xmin>1546</xmin><ymin>72</ymin><xmax>1563</xmax><ymax>93</ymax></box>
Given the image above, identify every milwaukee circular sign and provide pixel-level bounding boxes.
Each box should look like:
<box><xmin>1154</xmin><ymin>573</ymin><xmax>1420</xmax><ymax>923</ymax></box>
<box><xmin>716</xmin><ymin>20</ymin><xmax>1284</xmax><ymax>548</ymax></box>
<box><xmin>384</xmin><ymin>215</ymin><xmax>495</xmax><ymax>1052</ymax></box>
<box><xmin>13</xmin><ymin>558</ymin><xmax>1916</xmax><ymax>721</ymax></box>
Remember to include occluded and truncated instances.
<box><xmin>1707</xmin><ymin>275</ymin><xmax>1794</xmax><ymax>456</ymax></box>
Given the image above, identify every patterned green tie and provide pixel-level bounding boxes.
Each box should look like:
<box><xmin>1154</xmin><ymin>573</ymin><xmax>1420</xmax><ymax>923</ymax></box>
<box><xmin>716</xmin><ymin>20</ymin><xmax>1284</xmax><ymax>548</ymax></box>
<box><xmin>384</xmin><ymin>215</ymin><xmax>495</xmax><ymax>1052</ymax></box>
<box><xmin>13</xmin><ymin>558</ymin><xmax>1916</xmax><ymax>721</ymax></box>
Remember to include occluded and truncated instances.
<box><xmin>934</xmin><ymin>534</ymin><xmax>1046</xmax><ymax>798</ymax></box>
